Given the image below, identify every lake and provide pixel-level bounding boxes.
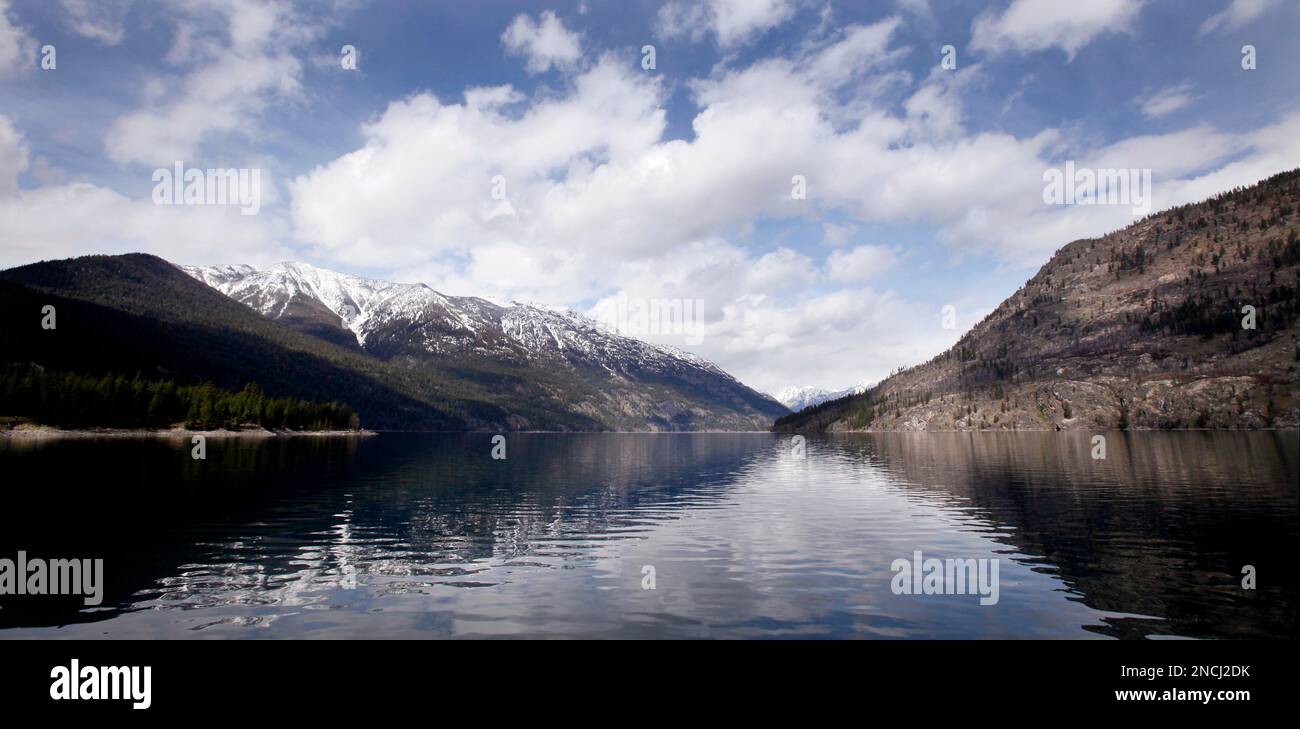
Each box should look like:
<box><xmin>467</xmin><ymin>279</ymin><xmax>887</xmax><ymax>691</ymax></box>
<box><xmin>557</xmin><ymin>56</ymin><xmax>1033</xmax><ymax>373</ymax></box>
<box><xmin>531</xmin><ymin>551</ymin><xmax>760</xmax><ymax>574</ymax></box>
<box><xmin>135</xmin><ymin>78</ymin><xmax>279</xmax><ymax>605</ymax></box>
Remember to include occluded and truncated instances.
<box><xmin>0</xmin><ymin>431</ymin><xmax>1295</xmax><ymax>639</ymax></box>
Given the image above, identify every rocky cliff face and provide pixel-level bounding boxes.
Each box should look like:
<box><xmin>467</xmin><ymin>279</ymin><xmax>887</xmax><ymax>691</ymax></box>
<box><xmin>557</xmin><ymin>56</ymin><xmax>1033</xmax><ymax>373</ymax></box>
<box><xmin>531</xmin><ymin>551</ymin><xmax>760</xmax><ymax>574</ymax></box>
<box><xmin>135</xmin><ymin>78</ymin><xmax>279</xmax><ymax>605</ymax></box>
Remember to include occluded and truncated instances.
<box><xmin>776</xmin><ymin>169</ymin><xmax>1300</xmax><ymax>432</ymax></box>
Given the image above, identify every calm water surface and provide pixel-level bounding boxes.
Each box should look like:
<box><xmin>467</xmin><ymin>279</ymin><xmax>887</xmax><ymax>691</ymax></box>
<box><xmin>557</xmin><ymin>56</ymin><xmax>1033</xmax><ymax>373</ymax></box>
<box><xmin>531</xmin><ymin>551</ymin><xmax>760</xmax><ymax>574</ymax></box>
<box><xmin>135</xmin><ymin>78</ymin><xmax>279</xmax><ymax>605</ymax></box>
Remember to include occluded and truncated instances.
<box><xmin>1</xmin><ymin>431</ymin><xmax>1295</xmax><ymax>639</ymax></box>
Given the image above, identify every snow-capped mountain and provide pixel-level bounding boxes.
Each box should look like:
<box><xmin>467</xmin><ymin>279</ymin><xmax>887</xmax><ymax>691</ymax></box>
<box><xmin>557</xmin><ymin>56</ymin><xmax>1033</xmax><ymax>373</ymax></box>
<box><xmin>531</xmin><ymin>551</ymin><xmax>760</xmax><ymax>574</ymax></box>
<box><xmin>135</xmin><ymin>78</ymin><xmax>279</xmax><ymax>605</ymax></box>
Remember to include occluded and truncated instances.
<box><xmin>772</xmin><ymin>380</ymin><xmax>875</xmax><ymax>411</ymax></box>
<box><xmin>182</xmin><ymin>261</ymin><xmax>788</xmax><ymax>431</ymax></box>
<box><xmin>184</xmin><ymin>261</ymin><xmax>731</xmax><ymax>377</ymax></box>
<box><xmin>772</xmin><ymin>386</ymin><xmax>836</xmax><ymax>411</ymax></box>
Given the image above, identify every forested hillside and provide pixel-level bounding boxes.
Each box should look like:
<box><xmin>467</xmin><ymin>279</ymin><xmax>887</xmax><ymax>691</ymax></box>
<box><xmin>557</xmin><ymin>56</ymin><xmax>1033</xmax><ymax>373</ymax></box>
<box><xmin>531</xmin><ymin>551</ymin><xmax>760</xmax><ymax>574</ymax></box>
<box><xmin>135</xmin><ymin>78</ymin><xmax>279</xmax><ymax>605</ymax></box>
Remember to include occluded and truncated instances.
<box><xmin>0</xmin><ymin>255</ymin><xmax>536</xmax><ymax>430</ymax></box>
<box><xmin>1</xmin><ymin>368</ymin><xmax>358</xmax><ymax>431</ymax></box>
<box><xmin>776</xmin><ymin>168</ymin><xmax>1300</xmax><ymax>432</ymax></box>
<box><xmin>0</xmin><ymin>253</ymin><xmax>783</xmax><ymax>431</ymax></box>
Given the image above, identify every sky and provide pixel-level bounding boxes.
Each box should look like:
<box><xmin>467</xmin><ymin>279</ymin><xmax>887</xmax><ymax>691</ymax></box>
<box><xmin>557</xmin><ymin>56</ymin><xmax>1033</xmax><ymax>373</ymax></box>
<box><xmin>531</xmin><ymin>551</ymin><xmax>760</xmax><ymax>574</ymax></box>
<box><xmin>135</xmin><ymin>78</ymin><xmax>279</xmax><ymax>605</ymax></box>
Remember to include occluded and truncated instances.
<box><xmin>1</xmin><ymin>0</ymin><xmax>1298</xmax><ymax>396</ymax></box>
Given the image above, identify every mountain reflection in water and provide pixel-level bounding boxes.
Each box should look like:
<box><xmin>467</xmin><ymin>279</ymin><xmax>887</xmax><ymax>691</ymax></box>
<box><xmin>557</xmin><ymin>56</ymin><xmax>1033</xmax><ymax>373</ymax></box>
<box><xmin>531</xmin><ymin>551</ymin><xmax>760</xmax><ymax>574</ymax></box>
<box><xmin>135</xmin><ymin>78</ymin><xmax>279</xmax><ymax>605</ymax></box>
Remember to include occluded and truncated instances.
<box><xmin>0</xmin><ymin>431</ymin><xmax>1294</xmax><ymax>639</ymax></box>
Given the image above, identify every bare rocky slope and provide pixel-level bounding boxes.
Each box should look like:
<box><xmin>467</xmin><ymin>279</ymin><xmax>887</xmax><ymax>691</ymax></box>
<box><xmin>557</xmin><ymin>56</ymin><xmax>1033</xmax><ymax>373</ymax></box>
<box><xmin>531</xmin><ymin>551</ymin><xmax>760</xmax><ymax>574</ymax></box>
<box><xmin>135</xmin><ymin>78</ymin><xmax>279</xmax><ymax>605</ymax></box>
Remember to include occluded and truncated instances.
<box><xmin>776</xmin><ymin>169</ymin><xmax>1300</xmax><ymax>433</ymax></box>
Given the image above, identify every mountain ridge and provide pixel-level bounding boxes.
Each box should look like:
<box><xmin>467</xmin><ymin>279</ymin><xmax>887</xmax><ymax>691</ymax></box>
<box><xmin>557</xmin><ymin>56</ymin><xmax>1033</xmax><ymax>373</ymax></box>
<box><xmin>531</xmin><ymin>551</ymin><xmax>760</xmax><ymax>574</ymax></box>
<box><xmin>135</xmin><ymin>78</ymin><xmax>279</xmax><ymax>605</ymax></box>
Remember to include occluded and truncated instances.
<box><xmin>775</xmin><ymin>168</ymin><xmax>1300</xmax><ymax>432</ymax></box>
<box><xmin>0</xmin><ymin>253</ymin><xmax>786</xmax><ymax>431</ymax></box>
<box><xmin>179</xmin><ymin>259</ymin><xmax>784</xmax><ymax>431</ymax></box>
<box><xmin>0</xmin><ymin>253</ymin><xmax>493</xmax><ymax>430</ymax></box>
<box><xmin>182</xmin><ymin>260</ymin><xmax>738</xmax><ymax>380</ymax></box>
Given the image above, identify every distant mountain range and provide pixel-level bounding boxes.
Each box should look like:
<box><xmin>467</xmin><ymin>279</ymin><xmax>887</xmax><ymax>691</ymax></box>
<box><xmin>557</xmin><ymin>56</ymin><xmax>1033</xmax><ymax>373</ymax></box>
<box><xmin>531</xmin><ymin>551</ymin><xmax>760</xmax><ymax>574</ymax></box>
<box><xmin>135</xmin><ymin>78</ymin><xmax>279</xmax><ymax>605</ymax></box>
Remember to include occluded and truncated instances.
<box><xmin>776</xmin><ymin>168</ymin><xmax>1300</xmax><ymax>432</ymax></box>
<box><xmin>771</xmin><ymin>381</ymin><xmax>874</xmax><ymax>411</ymax></box>
<box><xmin>0</xmin><ymin>255</ymin><xmax>787</xmax><ymax>431</ymax></box>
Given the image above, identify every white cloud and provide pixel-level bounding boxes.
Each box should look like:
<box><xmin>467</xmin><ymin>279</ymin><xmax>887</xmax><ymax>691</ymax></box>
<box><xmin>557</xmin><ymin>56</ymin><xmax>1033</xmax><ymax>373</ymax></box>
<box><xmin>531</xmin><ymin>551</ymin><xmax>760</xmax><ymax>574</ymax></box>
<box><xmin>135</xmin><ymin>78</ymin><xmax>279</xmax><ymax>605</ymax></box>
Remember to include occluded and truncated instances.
<box><xmin>820</xmin><ymin>222</ymin><xmax>854</xmax><ymax>247</ymax></box>
<box><xmin>0</xmin><ymin>116</ymin><xmax>286</xmax><ymax>268</ymax></box>
<box><xmin>827</xmin><ymin>245</ymin><xmax>901</xmax><ymax>283</ymax></box>
<box><xmin>1144</xmin><ymin>112</ymin><xmax>1300</xmax><ymax>211</ymax></box>
<box><xmin>798</xmin><ymin>17</ymin><xmax>904</xmax><ymax>87</ymax></box>
<box><xmin>945</xmin><ymin>117</ymin><xmax>1300</xmax><ymax>265</ymax></box>
<box><xmin>896</xmin><ymin>0</ymin><xmax>932</xmax><ymax>19</ymax></box>
<box><xmin>749</xmin><ymin>247</ymin><xmax>818</xmax><ymax>292</ymax></box>
<box><xmin>59</xmin><ymin>0</ymin><xmax>130</xmax><ymax>45</ymax></box>
<box><xmin>0</xmin><ymin>115</ymin><xmax>28</xmax><ymax>197</ymax></box>
<box><xmin>103</xmin><ymin>0</ymin><xmax>311</xmax><ymax>166</ymax></box>
<box><xmin>904</xmin><ymin>65</ymin><xmax>983</xmax><ymax>140</ymax></box>
<box><xmin>971</xmin><ymin>0</ymin><xmax>1145</xmax><ymax>60</ymax></box>
<box><xmin>1200</xmin><ymin>0</ymin><xmax>1281</xmax><ymax>35</ymax></box>
<box><xmin>581</xmin><ymin>238</ymin><xmax>965</xmax><ymax>393</ymax></box>
<box><xmin>289</xmin><ymin>54</ymin><xmax>667</xmax><ymax>270</ymax></box>
<box><xmin>501</xmin><ymin>11</ymin><xmax>582</xmax><ymax>74</ymax></box>
<box><xmin>1085</xmin><ymin>125</ymin><xmax>1238</xmax><ymax>178</ymax></box>
<box><xmin>657</xmin><ymin>0</ymin><xmax>797</xmax><ymax>48</ymax></box>
<box><xmin>0</xmin><ymin>181</ymin><xmax>289</xmax><ymax>270</ymax></box>
<box><xmin>701</xmin><ymin>284</ymin><xmax>968</xmax><ymax>394</ymax></box>
<box><xmin>711</xmin><ymin>0</ymin><xmax>797</xmax><ymax>47</ymax></box>
<box><xmin>0</xmin><ymin>0</ymin><xmax>36</xmax><ymax>78</ymax></box>
<box><xmin>1138</xmin><ymin>82</ymin><xmax>1196</xmax><ymax>119</ymax></box>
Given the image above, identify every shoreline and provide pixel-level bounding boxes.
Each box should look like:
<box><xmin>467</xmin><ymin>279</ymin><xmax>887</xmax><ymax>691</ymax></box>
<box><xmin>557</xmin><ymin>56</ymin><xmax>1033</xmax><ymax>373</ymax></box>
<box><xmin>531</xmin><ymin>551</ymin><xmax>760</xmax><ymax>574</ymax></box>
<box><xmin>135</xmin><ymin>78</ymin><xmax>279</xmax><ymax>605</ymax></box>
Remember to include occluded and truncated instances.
<box><xmin>0</xmin><ymin>427</ymin><xmax>375</xmax><ymax>439</ymax></box>
<box><xmin>775</xmin><ymin>426</ymin><xmax>1300</xmax><ymax>434</ymax></box>
<box><xmin>3</xmin><ymin>426</ymin><xmax>1295</xmax><ymax>438</ymax></box>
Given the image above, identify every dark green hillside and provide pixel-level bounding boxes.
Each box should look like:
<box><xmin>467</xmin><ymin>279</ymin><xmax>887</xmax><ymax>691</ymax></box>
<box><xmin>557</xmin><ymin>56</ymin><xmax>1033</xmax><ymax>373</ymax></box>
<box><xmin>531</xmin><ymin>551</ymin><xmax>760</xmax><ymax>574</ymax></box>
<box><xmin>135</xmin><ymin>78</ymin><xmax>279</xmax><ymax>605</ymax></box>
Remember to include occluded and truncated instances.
<box><xmin>1</xmin><ymin>368</ymin><xmax>358</xmax><ymax>431</ymax></box>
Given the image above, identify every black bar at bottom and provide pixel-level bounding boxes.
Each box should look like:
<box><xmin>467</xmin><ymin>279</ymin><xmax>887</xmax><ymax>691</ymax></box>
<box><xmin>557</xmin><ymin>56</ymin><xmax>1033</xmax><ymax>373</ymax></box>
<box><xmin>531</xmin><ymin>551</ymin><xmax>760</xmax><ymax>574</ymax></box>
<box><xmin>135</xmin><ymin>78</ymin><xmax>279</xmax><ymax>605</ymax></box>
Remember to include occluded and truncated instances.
<box><xmin>0</xmin><ymin>638</ymin><xmax>1293</xmax><ymax>717</ymax></box>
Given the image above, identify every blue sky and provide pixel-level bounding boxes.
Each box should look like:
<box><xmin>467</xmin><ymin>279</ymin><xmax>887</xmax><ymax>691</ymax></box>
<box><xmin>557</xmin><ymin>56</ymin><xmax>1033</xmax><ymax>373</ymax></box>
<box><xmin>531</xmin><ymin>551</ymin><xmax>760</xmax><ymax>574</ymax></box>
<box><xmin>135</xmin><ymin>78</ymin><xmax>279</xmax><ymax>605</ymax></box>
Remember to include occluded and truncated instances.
<box><xmin>1</xmin><ymin>0</ymin><xmax>1298</xmax><ymax>394</ymax></box>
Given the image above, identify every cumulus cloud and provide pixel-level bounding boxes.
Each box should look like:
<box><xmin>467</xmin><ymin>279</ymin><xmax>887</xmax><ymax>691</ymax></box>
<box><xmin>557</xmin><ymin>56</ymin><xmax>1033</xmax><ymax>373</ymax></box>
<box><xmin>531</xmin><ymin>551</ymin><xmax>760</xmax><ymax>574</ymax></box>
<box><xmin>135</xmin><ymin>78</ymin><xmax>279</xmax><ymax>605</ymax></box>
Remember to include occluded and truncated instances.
<box><xmin>700</xmin><ymin>283</ymin><xmax>974</xmax><ymax>395</ymax></box>
<box><xmin>0</xmin><ymin>115</ymin><xmax>287</xmax><ymax>269</ymax></box>
<box><xmin>502</xmin><ymin>10</ymin><xmax>582</xmax><ymax>74</ymax></box>
<box><xmin>289</xmin><ymin>54</ymin><xmax>667</xmax><ymax>270</ymax></box>
<box><xmin>103</xmin><ymin>0</ymin><xmax>311</xmax><ymax>166</ymax></box>
<box><xmin>827</xmin><ymin>245</ymin><xmax>901</xmax><ymax>283</ymax></box>
<box><xmin>904</xmin><ymin>64</ymin><xmax>984</xmax><ymax>140</ymax></box>
<box><xmin>289</xmin><ymin>18</ymin><xmax>917</xmax><ymax>275</ymax></box>
<box><xmin>1200</xmin><ymin>0</ymin><xmax>1281</xmax><ymax>35</ymax></box>
<box><xmin>946</xmin><ymin>117</ymin><xmax>1300</xmax><ymax>265</ymax></box>
<box><xmin>0</xmin><ymin>182</ymin><xmax>290</xmax><ymax>269</ymax></box>
<box><xmin>580</xmin><ymin>237</ymin><xmax>963</xmax><ymax>393</ymax></box>
<box><xmin>749</xmin><ymin>247</ymin><xmax>819</xmax><ymax>292</ymax></box>
<box><xmin>657</xmin><ymin>0</ymin><xmax>797</xmax><ymax>48</ymax></box>
<box><xmin>971</xmin><ymin>0</ymin><xmax>1145</xmax><ymax>60</ymax></box>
